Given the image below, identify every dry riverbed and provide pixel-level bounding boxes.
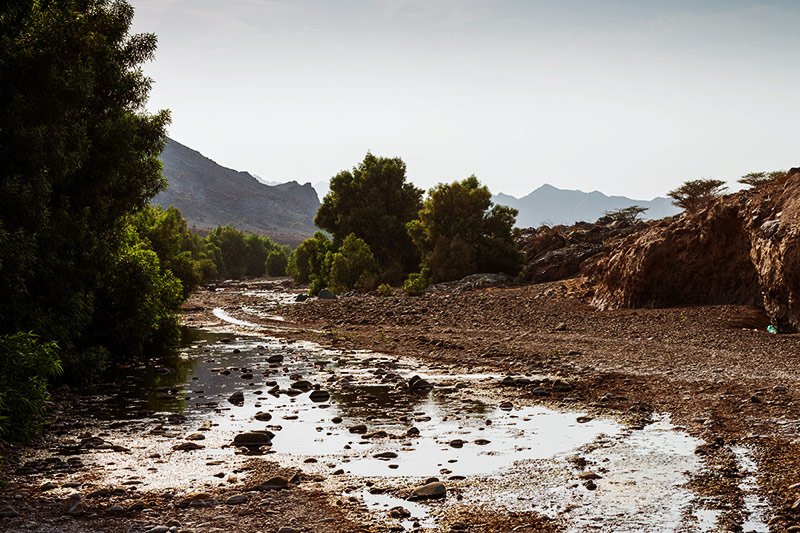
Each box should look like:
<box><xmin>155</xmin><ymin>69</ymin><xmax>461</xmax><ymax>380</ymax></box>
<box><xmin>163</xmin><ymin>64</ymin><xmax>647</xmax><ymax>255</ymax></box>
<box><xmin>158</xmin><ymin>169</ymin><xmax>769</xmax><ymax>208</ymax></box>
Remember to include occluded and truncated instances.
<box><xmin>2</xmin><ymin>277</ymin><xmax>800</xmax><ymax>532</ymax></box>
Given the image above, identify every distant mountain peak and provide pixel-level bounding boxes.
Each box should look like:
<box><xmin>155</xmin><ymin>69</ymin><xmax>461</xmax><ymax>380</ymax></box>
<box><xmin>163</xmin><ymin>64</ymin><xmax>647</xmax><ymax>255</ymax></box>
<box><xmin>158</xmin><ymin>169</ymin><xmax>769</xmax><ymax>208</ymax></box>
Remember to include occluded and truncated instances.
<box><xmin>493</xmin><ymin>184</ymin><xmax>679</xmax><ymax>228</ymax></box>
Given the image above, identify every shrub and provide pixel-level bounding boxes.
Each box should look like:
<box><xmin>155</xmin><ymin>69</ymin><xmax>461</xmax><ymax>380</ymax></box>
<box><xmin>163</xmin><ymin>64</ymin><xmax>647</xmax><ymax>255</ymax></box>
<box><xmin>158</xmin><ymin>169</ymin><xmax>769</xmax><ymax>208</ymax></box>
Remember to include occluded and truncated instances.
<box><xmin>0</xmin><ymin>333</ymin><xmax>61</xmax><ymax>442</ymax></box>
<box><xmin>376</xmin><ymin>283</ymin><xmax>393</xmax><ymax>297</ymax></box>
<box><xmin>403</xmin><ymin>269</ymin><xmax>432</xmax><ymax>296</ymax></box>
<box><xmin>327</xmin><ymin>234</ymin><xmax>378</xmax><ymax>293</ymax></box>
<box><xmin>288</xmin><ymin>232</ymin><xmax>332</xmax><ymax>286</ymax></box>
<box><xmin>738</xmin><ymin>170</ymin><xmax>786</xmax><ymax>188</ymax></box>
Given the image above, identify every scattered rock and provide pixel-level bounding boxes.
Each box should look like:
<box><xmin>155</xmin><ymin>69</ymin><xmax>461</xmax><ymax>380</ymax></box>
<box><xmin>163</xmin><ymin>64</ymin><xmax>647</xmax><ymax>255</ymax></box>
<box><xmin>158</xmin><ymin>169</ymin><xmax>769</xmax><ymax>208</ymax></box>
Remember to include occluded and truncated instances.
<box><xmin>173</xmin><ymin>441</ymin><xmax>205</xmax><ymax>451</ymax></box>
<box><xmin>499</xmin><ymin>401</ymin><xmax>514</xmax><ymax>411</ymax></box>
<box><xmin>253</xmin><ymin>476</ymin><xmax>289</xmax><ymax>491</ymax></box>
<box><xmin>254</xmin><ymin>411</ymin><xmax>272</xmax><ymax>422</ymax></box>
<box><xmin>309</xmin><ymin>390</ymin><xmax>331</xmax><ymax>402</ymax></box>
<box><xmin>317</xmin><ymin>289</ymin><xmax>337</xmax><ymax>299</ymax></box>
<box><xmin>389</xmin><ymin>506</ymin><xmax>411</xmax><ymax>518</ymax></box>
<box><xmin>106</xmin><ymin>505</ymin><xmax>125</xmax><ymax>515</ymax></box>
<box><xmin>449</xmin><ymin>439</ymin><xmax>465</xmax><ymax>448</ymax></box>
<box><xmin>553</xmin><ymin>379</ymin><xmax>574</xmax><ymax>392</ymax></box>
<box><xmin>408</xmin><ymin>375</ymin><xmax>433</xmax><ymax>391</ymax></box>
<box><xmin>225</xmin><ymin>494</ymin><xmax>249</xmax><ymax>505</ymax></box>
<box><xmin>228</xmin><ymin>391</ymin><xmax>245</xmax><ymax>405</ymax></box>
<box><xmin>374</xmin><ymin>452</ymin><xmax>399</xmax><ymax>460</ymax></box>
<box><xmin>295</xmin><ymin>294</ymin><xmax>309</xmax><ymax>302</ymax></box>
<box><xmin>349</xmin><ymin>424</ymin><xmax>368</xmax><ymax>434</ymax></box>
<box><xmin>409</xmin><ymin>481</ymin><xmax>447</xmax><ymax>500</ymax></box>
<box><xmin>232</xmin><ymin>431</ymin><xmax>274</xmax><ymax>447</ymax></box>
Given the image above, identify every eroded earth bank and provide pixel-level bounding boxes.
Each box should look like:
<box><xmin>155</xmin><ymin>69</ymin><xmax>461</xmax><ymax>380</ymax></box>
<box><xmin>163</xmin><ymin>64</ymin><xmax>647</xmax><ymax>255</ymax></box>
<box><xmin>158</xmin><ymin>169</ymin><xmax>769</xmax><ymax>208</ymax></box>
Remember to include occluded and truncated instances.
<box><xmin>3</xmin><ymin>276</ymin><xmax>800</xmax><ymax>532</ymax></box>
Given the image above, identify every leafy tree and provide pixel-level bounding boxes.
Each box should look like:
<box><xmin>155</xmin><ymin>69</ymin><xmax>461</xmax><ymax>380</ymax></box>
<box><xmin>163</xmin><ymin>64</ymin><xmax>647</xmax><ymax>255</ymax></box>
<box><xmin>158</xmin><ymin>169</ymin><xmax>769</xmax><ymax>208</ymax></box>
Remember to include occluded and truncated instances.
<box><xmin>667</xmin><ymin>179</ymin><xmax>727</xmax><ymax>213</ymax></box>
<box><xmin>265</xmin><ymin>248</ymin><xmax>289</xmax><ymax>277</ymax></box>
<box><xmin>287</xmin><ymin>232</ymin><xmax>333</xmax><ymax>294</ymax></box>
<box><xmin>315</xmin><ymin>153</ymin><xmax>423</xmax><ymax>281</ymax></box>
<box><xmin>407</xmin><ymin>176</ymin><xmax>522</xmax><ymax>284</ymax></box>
<box><xmin>327</xmin><ymin>234</ymin><xmax>378</xmax><ymax>293</ymax></box>
<box><xmin>603</xmin><ymin>206</ymin><xmax>648</xmax><ymax>224</ymax></box>
<box><xmin>738</xmin><ymin>170</ymin><xmax>786</xmax><ymax>188</ymax></box>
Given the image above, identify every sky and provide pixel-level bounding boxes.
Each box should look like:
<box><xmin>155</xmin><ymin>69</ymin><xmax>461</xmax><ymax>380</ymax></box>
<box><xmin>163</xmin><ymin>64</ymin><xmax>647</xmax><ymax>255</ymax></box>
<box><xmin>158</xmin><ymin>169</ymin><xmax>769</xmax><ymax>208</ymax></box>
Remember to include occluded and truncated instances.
<box><xmin>130</xmin><ymin>0</ymin><xmax>800</xmax><ymax>199</ymax></box>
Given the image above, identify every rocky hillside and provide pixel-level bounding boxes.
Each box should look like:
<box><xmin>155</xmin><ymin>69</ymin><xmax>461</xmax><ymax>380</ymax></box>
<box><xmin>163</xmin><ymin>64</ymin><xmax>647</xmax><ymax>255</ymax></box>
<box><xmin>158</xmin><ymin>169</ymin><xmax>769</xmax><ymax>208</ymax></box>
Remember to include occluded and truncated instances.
<box><xmin>154</xmin><ymin>138</ymin><xmax>319</xmax><ymax>244</ymax></box>
<box><xmin>494</xmin><ymin>184</ymin><xmax>679</xmax><ymax>228</ymax></box>
<box><xmin>586</xmin><ymin>169</ymin><xmax>800</xmax><ymax>332</ymax></box>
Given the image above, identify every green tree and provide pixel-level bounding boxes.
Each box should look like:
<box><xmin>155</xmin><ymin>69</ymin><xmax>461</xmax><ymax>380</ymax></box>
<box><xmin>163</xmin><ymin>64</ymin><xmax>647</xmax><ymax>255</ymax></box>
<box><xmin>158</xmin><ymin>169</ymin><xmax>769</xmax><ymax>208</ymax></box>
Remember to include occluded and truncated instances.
<box><xmin>667</xmin><ymin>179</ymin><xmax>727</xmax><ymax>213</ymax></box>
<box><xmin>287</xmin><ymin>232</ymin><xmax>332</xmax><ymax>294</ymax></box>
<box><xmin>315</xmin><ymin>153</ymin><xmax>423</xmax><ymax>282</ymax></box>
<box><xmin>738</xmin><ymin>170</ymin><xmax>786</xmax><ymax>188</ymax></box>
<box><xmin>603</xmin><ymin>205</ymin><xmax>648</xmax><ymax>224</ymax></box>
<box><xmin>0</xmin><ymin>0</ymin><xmax>170</xmax><ymax>360</ymax></box>
<box><xmin>265</xmin><ymin>248</ymin><xmax>289</xmax><ymax>277</ymax></box>
<box><xmin>327</xmin><ymin>234</ymin><xmax>378</xmax><ymax>293</ymax></box>
<box><xmin>407</xmin><ymin>176</ymin><xmax>522</xmax><ymax>284</ymax></box>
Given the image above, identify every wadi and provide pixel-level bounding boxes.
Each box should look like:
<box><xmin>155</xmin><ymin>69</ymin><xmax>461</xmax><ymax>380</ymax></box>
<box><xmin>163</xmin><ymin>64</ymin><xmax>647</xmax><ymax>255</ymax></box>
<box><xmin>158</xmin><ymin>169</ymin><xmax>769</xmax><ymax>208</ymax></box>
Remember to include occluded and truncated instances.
<box><xmin>2</xmin><ymin>2</ymin><xmax>799</xmax><ymax>533</ymax></box>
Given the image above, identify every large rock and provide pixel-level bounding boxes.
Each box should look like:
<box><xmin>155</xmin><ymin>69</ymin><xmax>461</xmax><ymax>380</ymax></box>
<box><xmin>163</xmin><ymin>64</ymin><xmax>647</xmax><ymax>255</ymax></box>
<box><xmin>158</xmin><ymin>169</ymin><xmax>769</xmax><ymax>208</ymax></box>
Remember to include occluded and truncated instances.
<box><xmin>409</xmin><ymin>481</ymin><xmax>446</xmax><ymax>500</ymax></box>
<box><xmin>232</xmin><ymin>431</ymin><xmax>274</xmax><ymax>447</ymax></box>
<box><xmin>587</xmin><ymin>170</ymin><xmax>800</xmax><ymax>332</ymax></box>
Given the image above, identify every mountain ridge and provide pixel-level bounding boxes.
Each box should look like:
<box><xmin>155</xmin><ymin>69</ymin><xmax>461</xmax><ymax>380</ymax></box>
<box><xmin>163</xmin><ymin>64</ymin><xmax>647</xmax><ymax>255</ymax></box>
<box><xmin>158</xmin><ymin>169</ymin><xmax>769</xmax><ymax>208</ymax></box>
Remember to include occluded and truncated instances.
<box><xmin>153</xmin><ymin>138</ymin><xmax>320</xmax><ymax>245</ymax></box>
<box><xmin>493</xmin><ymin>184</ymin><xmax>680</xmax><ymax>228</ymax></box>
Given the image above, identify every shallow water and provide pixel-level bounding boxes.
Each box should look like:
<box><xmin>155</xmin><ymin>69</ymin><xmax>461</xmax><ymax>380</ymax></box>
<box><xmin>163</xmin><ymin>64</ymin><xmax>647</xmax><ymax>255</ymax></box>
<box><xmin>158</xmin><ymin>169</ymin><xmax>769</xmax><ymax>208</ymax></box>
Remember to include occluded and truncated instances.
<box><xmin>59</xmin><ymin>324</ymin><xmax>748</xmax><ymax>531</ymax></box>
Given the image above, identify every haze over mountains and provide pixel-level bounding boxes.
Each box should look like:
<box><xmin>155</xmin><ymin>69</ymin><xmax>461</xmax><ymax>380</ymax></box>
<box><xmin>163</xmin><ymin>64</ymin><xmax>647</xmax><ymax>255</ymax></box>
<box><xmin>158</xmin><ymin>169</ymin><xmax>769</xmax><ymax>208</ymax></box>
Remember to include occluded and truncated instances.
<box><xmin>154</xmin><ymin>139</ymin><xmax>680</xmax><ymax>243</ymax></box>
<box><xmin>493</xmin><ymin>185</ymin><xmax>680</xmax><ymax>228</ymax></box>
<box><xmin>154</xmin><ymin>138</ymin><xmax>319</xmax><ymax>245</ymax></box>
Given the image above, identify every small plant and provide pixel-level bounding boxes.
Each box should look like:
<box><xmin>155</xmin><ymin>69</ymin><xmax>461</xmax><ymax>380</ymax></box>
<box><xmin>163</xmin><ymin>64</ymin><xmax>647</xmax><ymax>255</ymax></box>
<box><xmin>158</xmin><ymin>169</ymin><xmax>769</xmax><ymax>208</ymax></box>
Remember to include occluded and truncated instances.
<box><xmin>403</xmin><ymin>269</ymin><xmax>431</xmax><ymax>296</ymax></box>
<box><xmin>376</xmin><ymin>283</ymin><xmax>393</xmax><ymax>297</ymax></box>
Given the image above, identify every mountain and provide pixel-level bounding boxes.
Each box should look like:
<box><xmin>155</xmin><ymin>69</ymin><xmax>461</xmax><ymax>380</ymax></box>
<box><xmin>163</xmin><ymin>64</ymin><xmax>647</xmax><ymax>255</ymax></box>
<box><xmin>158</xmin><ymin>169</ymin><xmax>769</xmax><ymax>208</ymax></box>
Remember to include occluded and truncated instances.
<box><xmin>154</xmin><ymin>138</ymin><xmax>319</xmax><ymax>245</ymax></box>
<box><xmin>493</xmin><ymin>184</ymin><xmax>680</xmax><ymax>228</ymax></box>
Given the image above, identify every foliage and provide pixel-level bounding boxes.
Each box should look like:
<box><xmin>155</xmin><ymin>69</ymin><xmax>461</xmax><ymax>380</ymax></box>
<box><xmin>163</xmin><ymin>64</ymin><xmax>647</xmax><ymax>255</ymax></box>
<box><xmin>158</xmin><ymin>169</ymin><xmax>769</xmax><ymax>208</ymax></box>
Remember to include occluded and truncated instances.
<box><xmin>667</xmin><ymin>179</ymin><xmax>728</xmax><ymax>213</ymax></box>
<box><xmin>0</xmin><ymin>333</ymin><xmax>61</xmax><ymax>442</ymax></box>
<box><xmin>407</xmin><ymin>176</ymin><xmax>522</xmax><ymax>283</ymax></box>
<box><xmin>603</xmin><ymin>206</ymin><xmax>648</xmax><ymax>224</ymax></box>
<box><xmin>327</xmin><ymin>234</ymin><xmax>378</xmax><ymax>293</ymax></box>
<box><xmin>265</xmin><ymin>248</ymin><xmax>289</xmax><ymax>277</ymax></box>
<box><xmin>403</xmin><ymin>269</ymin><xmax>432</xmax><ymax>296</ymax></box>
<box><xmin>315</xmin><ymin>153</ymin><xmax>423</xmax><ymax>282</ymax></box>
<box><xmin>738</xmin><ymin>170</ymin><xmax>786</xmax><ymax>188</ymax></box>
<box><xmin>287</xmin><ymin>232</ymin><xmax>333</xmax><ymax>294</ymax></box>
<box><xmin>376</xmin><ymin>283</ymin><xmax>394</xmax><ymax>297</ymax></box>
<box><xmin>207</xmin><ymin>226</ymin><xmax>284</xmax><ymax>279</ymax></box>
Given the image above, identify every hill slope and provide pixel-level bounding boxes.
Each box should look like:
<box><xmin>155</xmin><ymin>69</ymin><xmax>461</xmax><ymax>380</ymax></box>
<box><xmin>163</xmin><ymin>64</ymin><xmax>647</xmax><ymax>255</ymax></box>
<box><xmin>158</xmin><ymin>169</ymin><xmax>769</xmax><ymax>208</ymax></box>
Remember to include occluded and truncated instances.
<box><xmin>154</xmin><ymin>139</ymin><xmax>319</xmax><ymax>244</ymax></box>
<box><xmin>493</xmin><ymin>184</ymin><xmax>679</xmax><ymax>228</ymax></box>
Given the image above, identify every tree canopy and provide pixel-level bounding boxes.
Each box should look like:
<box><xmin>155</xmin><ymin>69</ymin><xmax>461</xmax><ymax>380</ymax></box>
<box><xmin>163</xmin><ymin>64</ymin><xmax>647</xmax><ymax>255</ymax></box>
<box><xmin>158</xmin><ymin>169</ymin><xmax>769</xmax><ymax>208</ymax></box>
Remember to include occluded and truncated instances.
<box><xmin>667</xmin><ymin>179</ymin><xmax>727</xmax><ymax>213</ymax></box>
<box><xmin>738</xmin><ymin>170</ymin><xmax>786</xmax><ymax>188</ymax></box>
<box><xmin>315</xmin><ymin>153</ymin><xmax>423</xmax><ymax>281</ymax></box>
<box><xmin>407</xmin><ymin>176</ymin><xmax>521</xmax><ymax>284</ymax></box>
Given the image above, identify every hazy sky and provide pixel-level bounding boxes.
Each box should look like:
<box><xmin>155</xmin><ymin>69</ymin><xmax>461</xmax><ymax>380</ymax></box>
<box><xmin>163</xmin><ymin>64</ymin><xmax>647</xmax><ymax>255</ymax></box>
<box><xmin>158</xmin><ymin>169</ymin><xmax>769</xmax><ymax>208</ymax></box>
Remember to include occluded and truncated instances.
<box><xmin>130</xmin><ymin>0</ymin><xmax>800</xmax><ymax>199</ymax></box>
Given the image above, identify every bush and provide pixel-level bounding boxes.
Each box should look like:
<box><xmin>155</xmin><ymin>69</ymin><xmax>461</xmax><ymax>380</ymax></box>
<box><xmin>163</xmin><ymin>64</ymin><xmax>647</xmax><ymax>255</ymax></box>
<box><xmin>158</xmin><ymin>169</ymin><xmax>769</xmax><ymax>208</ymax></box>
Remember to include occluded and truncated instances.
<box><xmin>738</xmin><ymin>170</ymin><xmax>786</xmax><ymax>188</ymax></box>
<box><xmin>403</xmin><ymin>269</ymin><xmax>431</xmax><ymax>296</ymax></box>
<box><xmin>0</xmin><ymin>333</ymin><xmax>61</xmax><ymax>442</ymax></box>
<box><xmin>288</xmin><ymin>232</ymin><xmax>332</xmax><ymax>288</ymax></box>
<box><xmin>376</xmin><ymin>283</ymin><xmax>393</xmax><ymax>297</ymax></box>
<box><xmin>327</xmin><ymin>234</ymin><xmax>378</xmax><ymax>293</ymax></box>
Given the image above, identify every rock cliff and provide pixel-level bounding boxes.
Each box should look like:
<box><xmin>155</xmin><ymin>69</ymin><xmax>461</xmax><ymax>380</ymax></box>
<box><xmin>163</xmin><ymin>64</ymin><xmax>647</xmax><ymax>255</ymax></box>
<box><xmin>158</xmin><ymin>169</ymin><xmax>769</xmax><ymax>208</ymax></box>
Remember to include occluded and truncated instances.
<box><xmin>587</xmin><ymin>169</ymin><xmax>800</xmax><ymax>332</ymax></box>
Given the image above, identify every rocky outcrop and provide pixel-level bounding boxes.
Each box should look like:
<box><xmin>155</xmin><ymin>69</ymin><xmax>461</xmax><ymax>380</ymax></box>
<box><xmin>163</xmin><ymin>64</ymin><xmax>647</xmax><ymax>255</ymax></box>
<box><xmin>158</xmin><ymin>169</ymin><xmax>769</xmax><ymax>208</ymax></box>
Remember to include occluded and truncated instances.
<box><xmin>517</xmin><ymin>217</ymin><xmax>647</xmax><ymax>283</ymax></box>
<box><xmin>588</xmin><ymin>169</ymin><xmax>800</xmax><ymax>332</ymax></box>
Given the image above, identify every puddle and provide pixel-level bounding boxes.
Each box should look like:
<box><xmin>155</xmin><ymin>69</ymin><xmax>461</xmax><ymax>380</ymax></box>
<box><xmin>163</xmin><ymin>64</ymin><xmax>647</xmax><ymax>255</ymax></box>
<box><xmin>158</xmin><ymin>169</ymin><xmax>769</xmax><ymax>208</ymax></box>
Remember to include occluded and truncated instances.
<box><xmin>731</xmin><ymin>445</ymin><xmax>770</xmax><ymax>532</ymax></box>
<box><xmin>37</xmin><ymin>323</ymin><xmax>756</xmax><ymax>531</ymax></box>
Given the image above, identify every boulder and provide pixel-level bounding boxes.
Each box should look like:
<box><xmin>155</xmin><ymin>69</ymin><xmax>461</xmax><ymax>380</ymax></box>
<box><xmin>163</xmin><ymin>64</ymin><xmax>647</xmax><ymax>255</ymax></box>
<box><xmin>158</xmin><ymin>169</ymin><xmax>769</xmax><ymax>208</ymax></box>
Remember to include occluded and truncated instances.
<box><xmin>232</xmin><ymin>431</ymin><xmax>274</xmax><ymax>447</ymax></box>
<box><xmin>409</xmin><ymin>481</ymin><xmax>446</xmax><ymax>500</ymax></box>
<box><xmin>228</xmin><ymin>391</ymin><xmax>245</xmax><ymax>406</ymax></box>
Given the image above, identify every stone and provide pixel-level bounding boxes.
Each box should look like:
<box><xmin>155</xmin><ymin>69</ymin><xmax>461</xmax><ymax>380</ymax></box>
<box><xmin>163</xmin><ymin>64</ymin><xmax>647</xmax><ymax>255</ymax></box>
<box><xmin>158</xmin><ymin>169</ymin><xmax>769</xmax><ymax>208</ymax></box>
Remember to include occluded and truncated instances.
<box><xmin>408</xmin><ymin>375</ymin><xmax>433</xmax><ymax>391</ymax></box>
<box><xmin>146</xmin><ymin>527</ymin><xmax>170</xmax><ymax>533</ymax></box>
<box><xmin>173</xmin><ymin>442</ymin><xmax>204</xmax><ymax>451</ymax></box>
<box><xmin>578</xmin><ymin>471</ymin><xmax>601</xmax><ymax>480</ymax></box>
<box><xmin>225</xmin><ymin>494</ymin><xmax>249</xmax><ymax>505</ymax></box>
<box><xmin>254</xmin><ymin>476</ymin><xmax>289</xmax><ymax>491</ymax></box>
<box><xmin>409</xmin><ymin>481</ymin><xmax>446</xmax><ymax>500</ymax></box>
<box><xmin>228</xmin><ymin>391</ymin><xmax>245</xmax><ymax>405</ymax></box>
<box><xmin>406</xmin><ymin>426</ymin><xmax>420</xmax><ymax>436</ymax></box>
<box><xmin>389</xmin><ymin>506</ymin><xmax>411</xmax><ymax>518</ymax></box>
<box><xmin>41</xmin><ymin>482</ymin><xmax>58</xmax><ymax>491</ymax></box>
<box><xmin>295</xmin><ymin>293</ymin><xmax>309</xmax><ymax>302</ymax></box>
<box><xmin>374</xmin><ymin>452</ymin><xmax>398</xmax><ymax>460</ymax></box>
<box><xmin>186</xmin><ymin>433</ymin><xmax>206</xmax><ymax>441</ymax></box>
<box><xmin>309</xmin><ymin>390</ymin><xmax>331</xmax><ymax>402</ymax></box>
<box><xmin>106</xmin><ymin>505</ymin><xmax>125</xmax><ymax>515</ymax></box>
<box><xmin>267</xmin><ymin>354</ymin><xmax>284</xmax><ymax>364</ymax></box>
<box><xmin>232</xmin><ymin>431</ymin><xmax>274</xmax><ymax>447</ymax></box>
<box><xmin>290</xmin><ymin>380</ymin><xmax>313</xmax><ymax>392</ymax></box>
<box><xmin>449</xmin><ymin>439</ymin><xmax>465</xmax><ymax>448</ymax></box>
<box><xmin>254</xmin><ymin>411</ymin><xmax>272</xmax><ymax>422</ymax></box>
<box><xmin>474</xmin><ymin>439</ymin><xmax>490</xmax><ymax>445</ymax></box>
<box><xmin>553</xmin><ymin>379</ymin><xmax>574</xmax><ymax>392</ymax></box>
<box><xmin>349</xmin><ymin>424</ymin><xmax>368</xmax><ymax>434</ymax></box>
<box><xmin>277</xmin><ymin>528</ymin><xmax>300</xmax><ymax>533</ymax></box>
<box><xmin>499</xmin><ymin>401</ymin><xmax>514</xmax><ymax>411</ymax></box>
<box><xmin>317</xmin><ymin>289</ymin><xmax>337</xmax><ymax>299</ymax></box>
